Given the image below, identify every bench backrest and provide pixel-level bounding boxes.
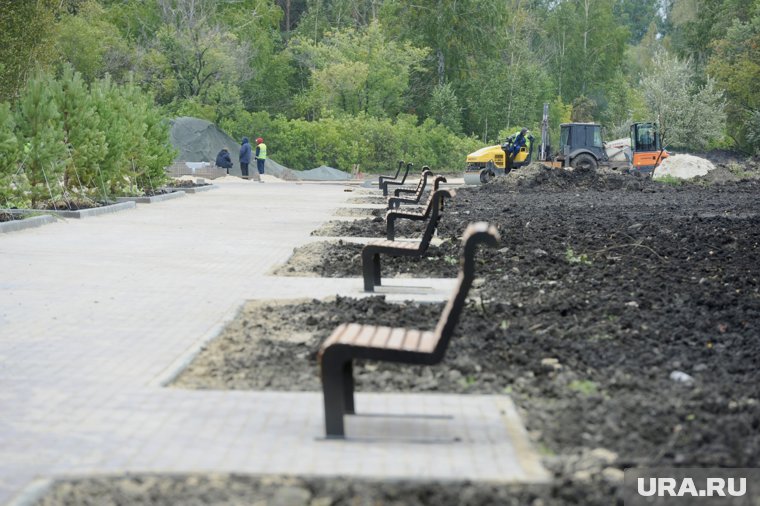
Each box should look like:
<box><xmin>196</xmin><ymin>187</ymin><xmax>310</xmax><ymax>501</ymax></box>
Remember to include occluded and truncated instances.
<box><xmin>430</xmin><ymin>222</ymin><xmax>500</xmax><ymax>361</ymax></box>
<box><xmin>414</xmin><ymin>169</ymin><xmax>432</xmax><ymax>195</ymax></box>
<box><xmin>389</xmin><ymin>160</ymin><xmax>403</xmax><ymax>179</ymax></box>
<box><xmin>418</xmin><ymin>188</ymin><xmax>456</xmax><ymax>250</ymax></box>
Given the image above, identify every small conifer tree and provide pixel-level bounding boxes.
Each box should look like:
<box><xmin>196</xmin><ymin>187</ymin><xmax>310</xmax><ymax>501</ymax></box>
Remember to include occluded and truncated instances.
<box><xmin>14</xmin><ymin>73</ymin><xmax>66</xmax><ymax>207</ymax></box>
<box><xmin>56</xmin><ymin>65</ymin><xmax>108</xmax><ymax>199</ymax></box>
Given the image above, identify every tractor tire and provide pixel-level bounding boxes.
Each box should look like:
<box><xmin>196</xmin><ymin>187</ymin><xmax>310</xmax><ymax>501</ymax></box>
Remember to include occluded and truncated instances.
<box><xmin>571</xmin><ymin>153</ymin><xmax>598</xmax><ymax>171</ymax></box>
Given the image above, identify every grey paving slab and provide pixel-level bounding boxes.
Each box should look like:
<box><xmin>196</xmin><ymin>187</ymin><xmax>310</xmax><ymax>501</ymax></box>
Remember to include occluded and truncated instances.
<box><xmin>0</xmin><ymin>181</ymin><xmax>547</xmax><ymax>505</ymax></box>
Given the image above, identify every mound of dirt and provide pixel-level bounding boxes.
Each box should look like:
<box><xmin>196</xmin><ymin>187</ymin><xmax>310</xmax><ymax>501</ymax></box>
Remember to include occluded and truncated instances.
<box><xmin>487</xmin><ymin>164</ymin><xmax>655</xmax><ymax>192</ymax></box>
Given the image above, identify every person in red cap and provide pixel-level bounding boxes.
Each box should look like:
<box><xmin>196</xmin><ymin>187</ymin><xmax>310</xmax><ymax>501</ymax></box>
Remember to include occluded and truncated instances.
<box><xmin>254</xmin><ymin>137</ymin><xmax>267</xmax><ymax>182</ymax></box>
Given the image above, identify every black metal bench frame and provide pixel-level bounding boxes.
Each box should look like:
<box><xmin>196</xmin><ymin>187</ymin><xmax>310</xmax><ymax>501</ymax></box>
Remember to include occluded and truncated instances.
<box><xmin>386</xmin><ymin>184</ymin><xmax>452</xmax><ymax>241</ymax></box>
<box><xmin>319</xmin><ymin>222</ymin><xmax>500</xmax><ymax>437</ymax></box>
<box><xmin>387</xmin><ymin>167</ymin><xmax>431</xmax><ymax>209</ymax></box>
<box><xmin>362</xmin><ymin>188</ymin><xmax>454</xmax><ymax>292</ymax></box>
<box><xmin>377</xmin><ymin>160</ymin><xmax>404</xmax><ymax>191</ymax></box>
<box><xmin>380</xmin><ymin>162</ymin><xmax>412</xmax><ymax>196</ymax></box>
<box><xmin>388</xmin><ymin>172</ymin><xmax>447</xmax><ymax>209</ymax></box>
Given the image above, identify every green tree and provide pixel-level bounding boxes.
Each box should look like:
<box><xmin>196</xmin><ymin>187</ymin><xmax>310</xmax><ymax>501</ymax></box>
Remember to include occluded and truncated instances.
<box><xmin>55</xmin><ymin>0</ymin><xmax>134</xmax><ymax>83</ymax></box>
<box><xmin>55</xmin><ymin>65</ymin><xmax>108</xmax><ymax>197</ymax></box>
<box><xmin>0</xmin><ymin>0</ymin><xmax>59</xmax><ymax>101</ymax></box>
<box><xmin>90</xmin><ymin>75</ymin><xmax>134</xmax><ymax>197</ymax></box>
<box><xmin>0</xmin><ymin>103</ymin><xmax>22</xmax><ymax>206</ymax></box>
<box><xmin>571</xmin><ymin>95</ymin><xmax>597</xmax><ymax>122</ymax></box>
<box><xmin>707</xmin><ymin>15</ymin><xmax>760</xmax><ymax>152</ymax></box>
<box><xmin>641</xmin><ymin>50</ymin><xmax>726</xmax><ymax>149</ymax></box>
<box><xmin>289</xmin><ymin>22</ymin><xmax>428</xmax><ymax>118</ymax></box>
<box><xmin>14</xmin><ymin>73</ymin><xmax>67</xmax><ymax>206</ymax></box>
<box><xmin>380</xmin><ymin>0</ymin><xmax>506</xmax><ymax>85</ymax></box>
<box><xmin>544</xmin><ymin>0</ymin><xmax>629</xmax><ymax>100</ymax></box>
<box><xmin>614</xmin><ymin>0</ymin><xmax>659</xmax><ymax>43</ymax></box>
<box><xmin>428</xmin><ymin>83</ymin><xmax>462</xmax><ymax>134</ymax></box>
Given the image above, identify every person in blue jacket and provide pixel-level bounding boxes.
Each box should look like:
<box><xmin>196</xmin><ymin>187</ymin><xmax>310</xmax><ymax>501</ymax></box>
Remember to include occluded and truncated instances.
<box><xmin>215</xmin><ymin>147</ymin><xmax>233</xmax><ymax>174</ymax></box>
<box><xmin>239</xmin><ymin>137</ymin><xmax>252</xmax><ymax>177</ymax></box>
<box><xmin>505</xmin><ymin>128</ymin><xmax>529</xmax><ymax>173</ymax></box>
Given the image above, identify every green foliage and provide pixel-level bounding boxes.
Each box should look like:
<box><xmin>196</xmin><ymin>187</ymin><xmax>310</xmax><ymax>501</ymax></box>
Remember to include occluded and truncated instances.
<box><xmin>653</xmin><ymin>174</ymin><xmax>686</xmax><ymax>185</ymax></box>
<box><xmin>56</xmin><ymin>65</ymin><xmax>108</xmax><ymax>198</ymax></box>
<box><xmin>746</xmin><ymin>110</ymin><xmax>760</xmax><ymax>155</ymax></box>
<box><xmin>223</xmin><ymin>111</ymin><xmax>481</xmax><ymax>173</ymax></box>
<box><xmin>545</xmin><ymin>0</ymin><xmax>629</xmax><ymax>100</ymax></box>
<box><xmin>289</xmin><ymin>21</ymin><xmax>428</xmax><ymax>119</ymax></box>
<box><xmin>0</xmin><ymin>0</ymin><xmax>59</xmax><ymax>101</ymax></box>
<box><xmin>707</xmin><ymin>16</ymin><xmax>760</xmax><ymax>152</ymax></box>
<box><xmin>565</xmin><ymin>247</ymin><xmax>592</xmax><ymax>265</ymax></box>
<box><xmin>641</xmin><ymin>50</ymin><xmax>726</xmax><ymax>149</ymax></box>
<box><xmin>614</xmin><ymin>0</ymin><xmax>660</xmax><ymax>43</ymax></box>
<box><xmin>0</xmin><ymin>103</ymin><xmax>22</xmax><ymax>205</ymax></box>
<box><xmin>428</xmin><ymin>83</ymin><xmax>462</xmax><ymax>134</ymax></box>
<box><xmin>0</xmin><ymin>68</ymin><xmax>176</xmax><ymax>205</ymax></box>
<box><xmin>14</xmin><ymin>73</ymin><xmax>67</xmax><ymax>206</ymax></box>
<box><xmin>571</xmin><ymin>96</ymin><xmax>597</xmax><ymax>122</ymax></box>
<box><xmin>568</xmin><ymin>379</ymin><xmax>599</xmax><ymax>396</ymax></box>
<box><xmin>55</xmin><ymin>0</ymin><xmax>133</xmax><ymax>83</ymax></box>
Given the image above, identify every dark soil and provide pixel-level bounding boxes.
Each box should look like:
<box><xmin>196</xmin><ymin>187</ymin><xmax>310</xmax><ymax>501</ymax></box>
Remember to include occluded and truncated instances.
<box><xmin>0</xmin><ymin>211</ymin><xmax>23</xmax><ymax>222</ymax></box>
<box><xmin>37</xmin><ymin>474</ymin><xmax>549</xmax><ymax>506</ymax></box>
<box><xmin>40</xmin><ymin>199</ymin><xmax>107</xmax><ymax>211</ymax></box>
<box><xmin>40</xmin><ymin>164</ymin><xmax>760</xmax><ymax>505</ymax></box>
<box><xmin>142</xmin><ymin>188</ymin><xmax>178</xmax><ymax>197</ymax></box>
<box><xmin>167</xmin><ymin>180</ymin><xmax>212</xmax><ymax>188</ymax></box>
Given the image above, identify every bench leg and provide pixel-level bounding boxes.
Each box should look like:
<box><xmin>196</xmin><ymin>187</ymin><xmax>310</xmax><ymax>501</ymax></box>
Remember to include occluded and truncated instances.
<box><xmin>386</xmin><ymin>216</ymin><xmax>395</xmax><ymax>240</ymax></box>
<box><xmin>362</xmin><ymin>249</ymin><xmax>381</xmax><ymax>292</ymax></box>
<box><xmin>322</xmin><ymin>355</ymin><xmax>351</xmax><ymax>438</ymax></box>
<box><xmin>343</xmin><ymin>361</ymin><xmax>355</xmax><ymax>414</ymax></box>
<box><xmin>372</xmin><ymin>253</ymin><xmax>382</xmax><ymax>288</ymax></box>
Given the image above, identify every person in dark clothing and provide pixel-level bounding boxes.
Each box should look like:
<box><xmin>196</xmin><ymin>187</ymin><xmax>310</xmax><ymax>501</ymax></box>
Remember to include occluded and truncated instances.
<box><xmin>215</xmin><ymin>147</ymin><xmax>233</xmax><ymax>174</ymax></box>
<box><xmin>239</xmin><ymin>137</ymin><xmax>252</xmax><ymax>177</ymax></box>
<box><xmin>505</xmin><ymin>128</ymin><xmax>529</xmax><ymax>173</ymax></box>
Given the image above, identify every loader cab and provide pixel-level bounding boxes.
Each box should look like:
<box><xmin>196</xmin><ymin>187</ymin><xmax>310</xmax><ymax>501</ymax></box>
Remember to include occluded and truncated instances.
<box><xmin>557</xmin><ymin>123</ymin><xmax>606</xmax><ymax>170</ymax></box>
<box><xmin>630</xmin><ymin>122</ymin><xmax>668</xmax><ymax>174</ymax></box>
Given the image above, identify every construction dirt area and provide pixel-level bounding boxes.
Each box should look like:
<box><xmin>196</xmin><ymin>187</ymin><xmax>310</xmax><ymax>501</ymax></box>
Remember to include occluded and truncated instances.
<box><xmin>34</xmin><ymin>159</ymin><xmax>760</xmax><ymax>505</ymax></box>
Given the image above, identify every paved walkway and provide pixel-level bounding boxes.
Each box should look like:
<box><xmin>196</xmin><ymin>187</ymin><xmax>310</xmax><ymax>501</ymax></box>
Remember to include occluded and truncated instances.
<box><xmin>0</xmin><ymin>181</ymin><xmax>547</xmax><ymax>505</ymax></box>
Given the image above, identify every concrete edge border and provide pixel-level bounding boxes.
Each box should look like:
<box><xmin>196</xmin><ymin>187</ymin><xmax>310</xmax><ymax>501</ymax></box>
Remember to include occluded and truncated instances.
<box><xmin>6</xmin><ymin>478</ymin><xmax>54</xmax><ymax>506</ymax></box>
<box><xmin>496</xmin><ymin>397</ymin><xmax>552</xmax><ymax>484</ymax></box>
<box><xmin>115</xmin><ymin>191</ymin><xmax>186</xmax><ymax>204</ymax></box>
<box><xmin>149</xmin><ymin>301</ymin><xmax>247</xmax><ymax>388</ymax></box>
<box><xmin>0</xmin><ymin>214</ymin><xmax>56</xmax><ymax>234</ymax></box>
<box><xmin>163</xmin><ymin>185</ymin><xmax>216</xmax><ymax>194</ymax></box>
<box><xmin>2</xmin><ymin>201</ymin><xmax>136</xmax><ymax>219</ymax></box>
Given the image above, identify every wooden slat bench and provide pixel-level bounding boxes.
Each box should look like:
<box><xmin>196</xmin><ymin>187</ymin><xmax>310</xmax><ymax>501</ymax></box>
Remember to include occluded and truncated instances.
<box><xmin>380</xmin><ymin>162</ymin><xmax>413</xmax><ymax>196</ymax></box>
<box><xmin>364</xmin><ymin>188</ymin><xmax>454</xmax><ymax>291</ymax></box>
<box><xmin>319</xmin><ymin>222</ymin><xmax>500</xmax><ymax>437</ymax></box>
<box><xmin>387</xmin><ymin>172</ymin><xmax>447</xmax><ymax>209</ymax></box>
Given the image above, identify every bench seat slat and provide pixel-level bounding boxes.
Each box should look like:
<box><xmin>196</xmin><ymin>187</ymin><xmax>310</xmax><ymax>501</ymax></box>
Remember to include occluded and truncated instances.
<box><xmin>401</xmin><ymin>329</ymin><xmax>421</xmax><ymax>351</ymax></box>
<box><xmin>387</xmin><ymin>327</ymin><xmax>407</xmax><ymax>349</ymax></box>
<box><xmin>417</xmin><ymin>331</ymin><xmax>437</xmax><ymax>353</ymax></box>
<box><xmin>370</xmin><ymin>326</ymin><xmax>393</xmax><ymax>348</ymax></box>
<box><xmin>354</xmin><ymin>325</ymin><xmax>377</xmax><ymax>346</ymax></box>
<box><xmin>338</xmin><ymin>323</ymin><xmax>364</xmax><ymax>345</ymax></box>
